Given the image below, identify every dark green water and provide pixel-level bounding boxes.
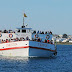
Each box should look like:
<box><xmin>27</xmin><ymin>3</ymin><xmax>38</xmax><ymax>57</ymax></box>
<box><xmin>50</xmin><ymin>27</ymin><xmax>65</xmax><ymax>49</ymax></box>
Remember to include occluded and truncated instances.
<box><xmin>0</xmin><ymin>45</ymin><xmax>72</xmax><ymax>72</ymax></box>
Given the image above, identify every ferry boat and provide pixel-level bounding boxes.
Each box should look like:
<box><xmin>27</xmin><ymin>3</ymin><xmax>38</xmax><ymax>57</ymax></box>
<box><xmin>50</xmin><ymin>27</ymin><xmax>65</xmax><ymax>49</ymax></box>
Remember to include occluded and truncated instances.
<box><xmin>0</xmin><ymin>15</ymin><xmax>57</xmax><ymax>57</ymax></box>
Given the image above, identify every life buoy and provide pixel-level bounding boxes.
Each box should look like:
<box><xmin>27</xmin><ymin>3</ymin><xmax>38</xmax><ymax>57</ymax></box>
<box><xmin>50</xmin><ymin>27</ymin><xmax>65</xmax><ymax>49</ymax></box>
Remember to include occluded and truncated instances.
<box><xmin>46</xmin><ymin>35</ymin><xmax>50</xmax><ymax>39</ymax></box>
<box><xmin>9</xmin><ymin>34</ymin><xmax>13</xmax><ymax>38</ymax></box>
<box><xmin>0</xmin><ymin>34</ymin><xmax>2</xmax><ymax>37</ymax></box>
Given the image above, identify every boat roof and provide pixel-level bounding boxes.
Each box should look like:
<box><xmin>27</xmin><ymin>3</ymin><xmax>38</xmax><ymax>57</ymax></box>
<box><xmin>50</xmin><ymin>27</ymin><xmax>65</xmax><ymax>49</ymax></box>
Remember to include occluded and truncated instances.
<box><xmin>16</xmin><ymin>28</ymin><xmax>32</xmax><ymax>30</ymax></box>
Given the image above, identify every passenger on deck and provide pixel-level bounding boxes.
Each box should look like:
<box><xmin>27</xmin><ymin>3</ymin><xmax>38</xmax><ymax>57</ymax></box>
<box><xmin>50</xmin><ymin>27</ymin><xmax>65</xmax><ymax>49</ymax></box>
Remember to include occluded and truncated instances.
<box><xmin>41</xmin><ymin>31</ymin><xmax>44</xmax><ymax>34</ymax></box>
<box><xmin>9</xmin><ymin>39</ymin><xmax>10</xmax><ymax>42</ymax></box>
<box><xmin>14</xmin><ymin>31</ymin><xmax>15</xmax><ymax>33</ymax></box>
<box><xmin>19</xmin><ymin>38</ymin><xmax>22</xmax><ymax>41</ymax></box>
<box><xmin>32</xmin><ymin>38</ymin><xmax>36</xmax><ymax>41</ymax></box>
<box><xmin>1</xmin><ymin>39</ymin><xmax>4</xmax><ymax>43</ymax></box>
<box><xmin>32</xmin><ymin>38</ymin><xmax>34</xmax><ymax>41</ymax></box>
<box><xmin>37</xmin><ymin>37</ymin><xmax>41</xmax><ymax>42</ymax></box>
<box><xmin>3</xmin><ymin>40</ymin><xmax>6</xmax><ymax>43</ymax></box>
<box><xmin>26</xmin><ymin>36</ymin><xmax>29</xmax><ymax>40</ymax></box>
<box><xmin>34</xmin><ymin>34</ymin><xmax>36</xmax><ymax>38</ymax></box>
<box><xmin>40</xmin><ymin>39</ymin><xmax>42</xmax><ymax>42</ymax></box>
<box><xmin>22</xmin><ymin>38</ymin><xmax>25</xmax><ymax>41</ymax></box>
<box><xmin>47</xmin><ymin>39</ymin><xmax>49</xmax><ymax>43</ymax></box>
<box><xmin>10</xmin><ymin>39</ymin><xmax>13</xmax><ymax>42</ymax></box>
<box><xmin>34</xmin><ymin>38</ymin><xmax>37</xmax><ymax>41</ymax></box>
<box><xmin>6</xmin><ymin>39</ymin><xmax>9</xmax><ymax>43</ymax></box>
<box><xmin>15</xmin><ymin>38</ymin><xmax>19</xmax><ymax>41</ymax></box>
<box><xmin>37</xmin><ymin>30</ymin><xmax>39</xmax><ymax>34</ymax></box>
<box><xmin>49</xmin><ymin>31</ymin><xmax>52</xmax><ymax>34</ymax></box>
<box><xmin>46</xmin><ymin>36</ymin><xmax>47</xmax><ymax>39</ymax></box>
<box><xmin>34</xmin><ymin>34</ymin><xmax>39</xmax><ymax>38</ymax></box>
<box><xmin>44</xmin><ymin>39</ymin><xmax>47</xmax><ymax>43</ymax></box>
<box><xmin>51</xmin><ymin>40</ymin><xmax>53</xmax><ymax>44</ymax></box>
<box><xmin>13</xmin><ymin>38</ymin><xmax>16</xmax><ymax>42</ymax></box>
<box><xmin>33</xmin><ymin>31</ymin><xmax>36</xmax><ymax>34</ymax></box>
<box><xmin>45</xmin><ymin>32</ymin><xmax>47</xmax><ymax>34</ymax></box>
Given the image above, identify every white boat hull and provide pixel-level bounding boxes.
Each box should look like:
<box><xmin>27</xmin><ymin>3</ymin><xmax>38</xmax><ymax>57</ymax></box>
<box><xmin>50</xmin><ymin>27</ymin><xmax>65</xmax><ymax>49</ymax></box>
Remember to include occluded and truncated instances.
<box><xmin>0</xmin><ymin>41</ymin><xmax>56</xmax><ymax>57</ymax></box>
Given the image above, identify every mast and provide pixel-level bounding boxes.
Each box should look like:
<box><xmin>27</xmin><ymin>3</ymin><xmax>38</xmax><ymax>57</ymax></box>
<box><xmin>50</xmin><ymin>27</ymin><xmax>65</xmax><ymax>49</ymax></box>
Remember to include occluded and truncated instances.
<box><xmin>23</xmin><ymin>16</ymin><xmax>24</xmax><ymax>27</ymax></box>
<box><xmin>23</xmin><ymin>13</ymin><xmax>27</xmax><ymax>27</ymax></box>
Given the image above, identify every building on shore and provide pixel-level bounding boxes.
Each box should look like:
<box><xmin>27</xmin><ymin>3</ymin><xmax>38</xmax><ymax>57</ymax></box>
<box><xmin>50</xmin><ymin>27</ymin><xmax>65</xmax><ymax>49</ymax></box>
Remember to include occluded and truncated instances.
<box><xmin>52</xmin><ymin>34</ymin><xmax>72</xmax><ymax>43</ymax></box>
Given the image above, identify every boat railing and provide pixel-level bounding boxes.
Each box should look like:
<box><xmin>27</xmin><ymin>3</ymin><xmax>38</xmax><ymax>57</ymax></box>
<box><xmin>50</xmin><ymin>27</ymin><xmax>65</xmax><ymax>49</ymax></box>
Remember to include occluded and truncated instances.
<box><xmin>0</xmin><ymin>38</ymin><xmax>54</xmax><ymax>45</ymax></box>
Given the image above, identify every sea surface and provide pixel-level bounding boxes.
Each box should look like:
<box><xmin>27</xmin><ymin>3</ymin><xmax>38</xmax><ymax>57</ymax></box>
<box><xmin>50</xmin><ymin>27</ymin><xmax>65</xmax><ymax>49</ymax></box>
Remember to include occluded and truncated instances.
<box><xmin>0</xmin><ymin>45</ymin><xmax>72</xmax><ymax>72</ymax></box>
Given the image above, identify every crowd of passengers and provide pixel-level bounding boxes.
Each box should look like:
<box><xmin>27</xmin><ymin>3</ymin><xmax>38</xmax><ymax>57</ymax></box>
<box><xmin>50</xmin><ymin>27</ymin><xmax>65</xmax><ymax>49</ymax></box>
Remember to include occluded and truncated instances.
<box><xmin>33</xmin><ymin>31</ymin><xmax>52</xmax><ymax>34</ymax></box>
<box><xmin>0</xmin><ymin>36</ymin><xmax>29</xmax><ymax>43</ymax></box>
<box><xmin>0</xmin><ymin>32</ymin><xmax>53</xmax><ymax>44</ymax></box>
<box><xmin>32</xmin><ymin>36</ymin><xmax>54</xmax><ymax>44</ymax></box>
<box><xmin>0</xmin><ymin>37</ymin><xmax>53</xmax><ymax>44</ymax></box>
<box><xmin>0</xmin><ymin>30</ymin><xmax>52</xmax><ymax>34</ymax></box>
<box><xmin>0</xmin><ymin>30</ymin><xmax>15</xmax><ymax>33</ymax></box>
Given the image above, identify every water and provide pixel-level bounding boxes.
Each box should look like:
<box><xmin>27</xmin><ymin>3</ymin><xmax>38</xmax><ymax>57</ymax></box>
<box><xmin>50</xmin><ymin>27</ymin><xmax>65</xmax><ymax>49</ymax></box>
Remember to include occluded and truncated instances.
<box><xmin>0</xmin><ymin>45</ymin><xmax>72</xmax><ymax>72</ymax></box>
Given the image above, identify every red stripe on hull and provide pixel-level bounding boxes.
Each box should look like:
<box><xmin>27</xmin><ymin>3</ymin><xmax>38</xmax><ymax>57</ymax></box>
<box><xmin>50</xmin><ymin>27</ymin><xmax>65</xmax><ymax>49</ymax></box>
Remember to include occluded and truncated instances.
<box><xmin>0</xmin><ymin>46</ymin><xmax>29</xmax><ymax>51</ymax></box>
<box><xmin>29</xmin><ymin>46</ymin><xmax>56</xmax><ymax>52</ymax></box>
<box><xmin>0</xmin><ymin>46</ymin><xmax>56</xmax><ymax>52</ymax></box>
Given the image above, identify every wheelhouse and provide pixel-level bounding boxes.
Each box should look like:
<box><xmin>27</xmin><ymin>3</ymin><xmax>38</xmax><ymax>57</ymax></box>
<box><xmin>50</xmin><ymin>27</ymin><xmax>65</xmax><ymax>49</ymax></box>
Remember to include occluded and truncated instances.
<box><xmin>15</xmin><ymin>27</ymin><xmax>32</xmax><ymax>40</ymax></box>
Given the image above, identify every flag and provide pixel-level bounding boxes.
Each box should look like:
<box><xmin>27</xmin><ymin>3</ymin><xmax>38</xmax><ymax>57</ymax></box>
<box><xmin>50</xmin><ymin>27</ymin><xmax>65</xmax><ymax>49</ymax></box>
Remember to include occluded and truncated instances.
<box><xmin>24</xmin><ymin>13</ymin><xmax>27</xmax><ymax>17</ymax></box>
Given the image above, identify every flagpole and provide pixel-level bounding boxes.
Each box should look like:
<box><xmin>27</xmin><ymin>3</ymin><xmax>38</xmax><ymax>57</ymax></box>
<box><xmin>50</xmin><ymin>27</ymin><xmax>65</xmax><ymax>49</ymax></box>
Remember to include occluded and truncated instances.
<box><xmin>23</xmin><ymin>13</ymin><xmax>27</xmax><ymax>27</ymax></box>
<box><xmin>23</xmin><ymin>16</ymin><xmax>24</xmax><ymax>27</ymax></box>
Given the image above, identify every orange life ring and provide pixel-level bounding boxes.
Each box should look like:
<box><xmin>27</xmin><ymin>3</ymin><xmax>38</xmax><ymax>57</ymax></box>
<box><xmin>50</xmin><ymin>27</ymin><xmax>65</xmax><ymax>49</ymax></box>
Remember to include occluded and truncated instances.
<box><xmin>9</xmin><ymin>34</ymin><xmax>13</xmax><ymax>38</ymax></box>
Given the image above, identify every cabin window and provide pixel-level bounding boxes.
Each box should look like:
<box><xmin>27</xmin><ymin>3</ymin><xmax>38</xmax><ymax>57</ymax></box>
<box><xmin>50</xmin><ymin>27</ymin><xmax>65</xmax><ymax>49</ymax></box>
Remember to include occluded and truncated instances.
<box><xmin>18</xmin><ymin>29</ymin><xmax>20</xmax><ymax>33</ymax></box>
<box><xmin>22</xmin><ymin>30</ymin><xmax>26</xmax><ymax>33</ymax></box>
<box><xmin>27</xmin><ymin>30</ymin><xmax>29</xmax><ymax>33</ymax></box>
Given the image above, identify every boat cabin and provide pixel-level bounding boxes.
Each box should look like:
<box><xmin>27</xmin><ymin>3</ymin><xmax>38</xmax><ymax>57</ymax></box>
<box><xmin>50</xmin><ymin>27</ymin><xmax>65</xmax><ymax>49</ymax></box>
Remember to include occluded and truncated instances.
<box><xmin>15</xmin><ymin>27</ymin><xmax>32</xmax><ymax>40</ymax></box>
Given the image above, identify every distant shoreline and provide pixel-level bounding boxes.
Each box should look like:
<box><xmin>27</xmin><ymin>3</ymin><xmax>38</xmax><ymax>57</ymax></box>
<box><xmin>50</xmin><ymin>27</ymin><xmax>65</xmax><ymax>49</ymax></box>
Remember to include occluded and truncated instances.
<box><xmin>57</xmin><ymin>42</ymin><xmax>72</xmax><ymax>45</ymax></box>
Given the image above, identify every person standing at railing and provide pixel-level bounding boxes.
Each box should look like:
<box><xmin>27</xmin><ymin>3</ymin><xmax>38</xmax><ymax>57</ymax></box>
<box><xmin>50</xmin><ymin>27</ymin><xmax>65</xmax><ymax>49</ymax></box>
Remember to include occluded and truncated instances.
<box><xmin>6</xmin><ymin>39</ymin><xmax>9</xmax><ymax>43</ymax></box>
<box><xmin>26</xmin><ymin>36</ymin><xmax>29</xmax><ymax>40</ymax></box>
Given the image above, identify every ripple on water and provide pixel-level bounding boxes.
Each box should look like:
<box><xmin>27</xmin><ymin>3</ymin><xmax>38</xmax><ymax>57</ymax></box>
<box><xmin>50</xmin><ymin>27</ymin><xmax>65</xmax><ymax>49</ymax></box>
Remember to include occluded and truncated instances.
<box><xmin>0</xmin><ymin>45</ymin><xmax>72</xmax><ymax>72</ymax></box>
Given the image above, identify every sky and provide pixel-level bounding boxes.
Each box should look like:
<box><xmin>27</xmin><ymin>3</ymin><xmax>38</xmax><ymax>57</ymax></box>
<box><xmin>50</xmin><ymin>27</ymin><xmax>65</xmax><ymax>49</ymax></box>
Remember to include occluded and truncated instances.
<box><xmin>0</xmin><ymin>0</ymin><xmax>72</xmax><ymax>35</ymax></box>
